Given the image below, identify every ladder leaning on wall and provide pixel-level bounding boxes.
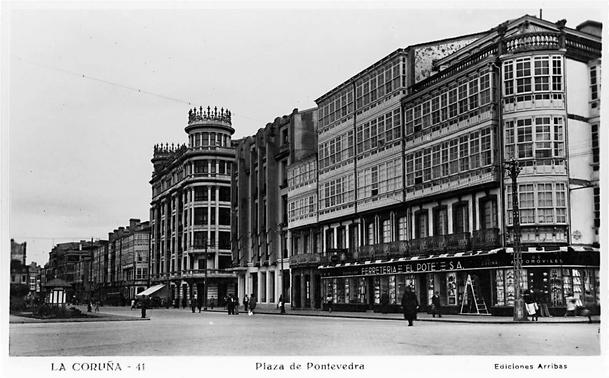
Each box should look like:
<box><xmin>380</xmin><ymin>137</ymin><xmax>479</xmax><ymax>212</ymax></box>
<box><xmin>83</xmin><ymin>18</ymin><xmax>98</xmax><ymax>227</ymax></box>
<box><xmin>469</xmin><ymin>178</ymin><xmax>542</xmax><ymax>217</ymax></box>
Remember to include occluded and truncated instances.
<box><xmin>460</xmin><ymin>274</ymin><xmax>489</xmax><ymax>315</ymax></box>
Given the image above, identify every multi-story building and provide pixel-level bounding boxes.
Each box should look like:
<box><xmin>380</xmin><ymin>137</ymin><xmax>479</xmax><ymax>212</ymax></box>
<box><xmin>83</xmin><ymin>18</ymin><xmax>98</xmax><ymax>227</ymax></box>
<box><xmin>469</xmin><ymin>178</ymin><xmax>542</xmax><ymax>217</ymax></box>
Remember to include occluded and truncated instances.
<box><xmin>90</xmin><ymin>240</ymin><xmax>109</xmax><ymax>302</ymax></box>
<box><xmin>150</xmin><ymin>106</ymin><xmax>236</xmax><ymax>308</ymax></box>
<box><xmin>45</xmin><ymin>240</ymin><xmax>101</xmax><ymax>302</ymax></box>
<box><xmin>232</xmin><ymin>108</ymin><xmax>317</xmax><ymax>306</ymax></box>
<box><xmin>290</xmin><ymin>15</ymin><xmax>601</xmax><ymax>315</ymax></box>
<box><xmin>105</xmin><ymin>219</ymin><xmax>151</xmax><ymax>302</ymax></box>
<box><xmin>27</xmin><ymin>262</ymin><xmax>41</xmax><ymax>294</ymax></box>
<box><xmin>10</xmin><ymin>239</ymin><xmax>28</xmax><ymax>287</ymax></box>
<box><xmin>287</xmin><ymin>33</ymin><xmax>485</xmax><ymax>310</ymax></box>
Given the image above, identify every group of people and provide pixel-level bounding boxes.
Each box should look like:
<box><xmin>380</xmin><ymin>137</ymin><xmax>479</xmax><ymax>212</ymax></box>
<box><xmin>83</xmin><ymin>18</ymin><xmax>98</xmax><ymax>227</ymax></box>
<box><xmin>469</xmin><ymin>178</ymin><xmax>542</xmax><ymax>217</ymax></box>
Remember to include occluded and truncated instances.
<box><xmin>221</xmin><ymin>293</ymin><xmax>258</xmax><ymax>316</ymax></box>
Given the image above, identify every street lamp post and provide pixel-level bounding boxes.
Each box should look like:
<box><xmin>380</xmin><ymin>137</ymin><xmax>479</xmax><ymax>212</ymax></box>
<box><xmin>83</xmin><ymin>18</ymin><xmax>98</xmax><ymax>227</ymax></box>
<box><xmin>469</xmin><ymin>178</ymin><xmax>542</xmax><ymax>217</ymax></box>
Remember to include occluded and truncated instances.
<box><xmin>278</xmin><ymin>223</ymin><xmax>287</xmax><ymax>311</ymax></box>
<box><xmin>203</xmin><ymin>239</ymin><xmax>209</xmax><ymax>311</ymax></box>
<box><xmin>504</xmin><ymin>159</ymin><xmax>525</xmax><ymax>321</ymax></box>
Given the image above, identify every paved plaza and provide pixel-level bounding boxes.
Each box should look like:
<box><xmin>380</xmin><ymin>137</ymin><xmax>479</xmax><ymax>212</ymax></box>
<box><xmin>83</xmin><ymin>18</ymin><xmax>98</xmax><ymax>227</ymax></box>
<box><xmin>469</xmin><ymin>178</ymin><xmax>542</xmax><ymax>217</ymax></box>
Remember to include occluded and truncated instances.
<box><xmin>9</xmin><ymin>306</ymin><xmax>600</xmax><ymax>356</ymax></box>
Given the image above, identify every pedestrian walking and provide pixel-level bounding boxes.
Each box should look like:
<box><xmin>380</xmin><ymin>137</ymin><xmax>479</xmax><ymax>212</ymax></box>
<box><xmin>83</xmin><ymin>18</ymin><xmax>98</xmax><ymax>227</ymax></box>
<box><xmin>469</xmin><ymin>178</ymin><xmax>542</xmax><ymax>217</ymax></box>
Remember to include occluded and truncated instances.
<box><xmin>431</xmin><ymin>291</ymin><xmax>442</xmax><ymax>318</ymax></box>
<box><xmin>249</xmin><ymin>294</ymin><xmax>257</xmax><ymax>316</ymax></box>
<box><xmin>278</xmin><ymin>294</ymin><xmax>286</xmax><ymax>314</ymax></box>
<box><xmin>87</xmin><ymin>301</ymin><xmax>92</xmax><ymax>313</ymax></box>
<box><xmin>234</xmin><ymin>296</ymin><xmax>240</xmax><ymax>315</ymax></box>
<box><xmin>197</xmin><ymin>295</ymin><xmax>203</xmax><ymax>313</ymax></box>
<box><xmin>524</xmin><ymin>289</ymin><xmax>538</xmax><ymax>321</ymax></box>
<box><xmin>564</xmin><ymin>293</ymin><xmax>577</xmax><ymax>317</ymax></box>
<box><xmin>227</xmin><ymin>295</ymin><xmax>235</xmax><ymax>315</ymax></box>
<box><xmin>326</xmin><ymin>293</ymin><xmax>334</xmax><ymax>313</ymax></box>
<box><xmin>401</xmin><ymin>287</ymin><xmax>418</xmax><ymax>326</ymax></box>
<box><xmin>243</xmin><ymin>295</ymin><xmax>249</xmax><ymax>313</ymax></box>
<box><xmin>131</xmin><ymin>299</ymin><xmax>136</xmax><ymax>310</ymax></box>
<box><xmin>141</xmin><ymin>296</ymin><xmax>147</xmax><ymax>318</ymax></box>
<box><xmin>94</xmin><ymin>301</ymin><xmax>100</xmax><ymax>312</ymax></box>
<box><xmin>191</xmin><ymin>297</ymin><xmax>197</xmax><ymax>313</ymax></box>
<box><xmin>380</xmin><ymin>292</ymin><xmax>389</xmax><ymax>314</ymax></box>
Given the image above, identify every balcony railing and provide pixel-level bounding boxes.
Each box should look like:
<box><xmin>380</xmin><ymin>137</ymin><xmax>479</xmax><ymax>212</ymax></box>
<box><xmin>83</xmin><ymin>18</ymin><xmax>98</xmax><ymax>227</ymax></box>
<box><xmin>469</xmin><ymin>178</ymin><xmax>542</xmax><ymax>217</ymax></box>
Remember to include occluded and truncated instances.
<box><xmin>503</xmin><ymin>32</ymin><xmax>560</xmax><ymax>53</ymax></box>
<box><xmin>472</xmin><ymin>228</ymin><xmax>501</xmax><ymax>250</ymax></box>
<box><xmin>289</xmin><ymin>253</ymin><xmax>330</xmax><ymax>267</ymax></box>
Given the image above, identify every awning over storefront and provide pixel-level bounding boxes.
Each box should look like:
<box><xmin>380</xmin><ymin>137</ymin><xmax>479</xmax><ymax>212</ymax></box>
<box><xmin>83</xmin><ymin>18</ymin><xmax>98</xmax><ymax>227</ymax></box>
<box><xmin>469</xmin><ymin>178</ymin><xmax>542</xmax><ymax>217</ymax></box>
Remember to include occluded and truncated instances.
<box><xmin>136</xmin><ymin>284</ymin><xmax>166</xmax><ymax>298</ymax></box>
<box><xmin>318</xmin><ymin>246</ymin><xmax>599</xmax><ymax>278</ymax></box>
<box><xmin>319</xmin><ymin>248</ymin><xmax>502</xmax><ymax>270</ymax></box>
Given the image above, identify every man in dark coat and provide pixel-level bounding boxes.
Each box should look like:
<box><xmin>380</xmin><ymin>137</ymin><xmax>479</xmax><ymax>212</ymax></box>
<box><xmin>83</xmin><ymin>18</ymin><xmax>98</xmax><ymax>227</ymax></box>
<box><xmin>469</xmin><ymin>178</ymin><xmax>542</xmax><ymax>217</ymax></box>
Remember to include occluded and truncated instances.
<box><xmin>227</xmin><ymin>295</ymin><xmax>235</xmax><ymax>315</ymax></box>
<box><xmin>401</xmin><ymin>287</ymin><xmax>418</xmax><ymax>326</ymax></box>
<box><xmin>431</xmin><ymin>291</ymin><xmax>442</xmax><ymax>318</ymax></box>
<box><xmin>249</xmin><ymin>294</ymin><xmax>257</xmax><ymax>315</ymax></box>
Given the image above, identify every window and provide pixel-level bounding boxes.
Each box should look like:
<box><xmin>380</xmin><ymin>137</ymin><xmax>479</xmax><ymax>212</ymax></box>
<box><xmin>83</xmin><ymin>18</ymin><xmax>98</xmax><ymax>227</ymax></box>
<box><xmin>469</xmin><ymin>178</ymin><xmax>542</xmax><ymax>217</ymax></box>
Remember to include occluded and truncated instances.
<box><xmin>219</xmin><ymin>232</ymin><xmax>231</xmax><ymax>250</ymax></box>
<box><xmin>480</xmin><ymin>198</ymin><xmax>497</xmax><ymax>229</ymax></box>
<box><xmin>507</xmin><ymin>183</ymin><xmax>566</xmax><ymax>225</ymax></box>
<box><xmin>433</xmin><ymin>206</ymin><xmax>448</xmax><ymax>236</ymax></box>
<box><xmin>594</xmin><ymin>187</ymin><xmax>600</xmax><ymax>228</ymax></box>
<box><xmin>505</xmin><ymin>116</ymin><xmax>564</xmax><ymax>159</ymax></box>
<box><xmin>356</xmin><ymin>109</ymin><xmax>400</xmax><ymax>155</ymax></box>
<box><xmin>367</xmin><ymin>222</ymin><xmax>375</xmax><ymax>245</ymax></box>
<box><xmin>398</xmin><ymin>216</ymin><xmax>408</xmax><ymax>241</ymax></box>
<box><xmin>381</xmin><ymin>220</ymin><xmax>391</xmax><ymax>243</ymax></box>
<box><xmin>357</xmin><ymin>158</ymin><xmax>401</xmax><ymax>199</ymax></box>
<box><xmin>537</xmin><ymin>183</ymin><xmax>554</xmax><ymax>223</ymax></box>
<box><xmin>415</xmin><ymin>210</ymin><xmax>429</xmax><ymax>239</ymax></box>
<box><xmin>405</xmin><ymin>128</ymin><xmax>493</xmax><ymax>186</ymax></box>
<box><xmin>592</xmin><ymin>124</ymin><xmax>599</xmax><ymax>169</ymax></box>
<box><xmin>194</xmin><ymin>208</ymin><xmax>208</xmax><ymax>225</ymax></box>
<box><xmin>320</xmin><ymin>131</ymin><xmax>353</xmax><ymax>171</ymax></box>
<box><xmin>219</xmin><ymin>208</ymin><xmax>231</xmax><ymax>226</ymax></box>
<box><xmin>319</xmin><ymin>174</ymin><xmax>354</xmax><ymax>211</ymax></box>
<box><xmin>219</xmin><ymin>187</ymin><xmax>231</xmax><ymax>202</ymax></box>
<box><xmin>453</xmin><ymin>202</ymin><xmax>469</xmax><ymax>233</ymax></box>
<box><xmin>504</xmin><ymin>55</ymin><xmax>562</xmax><ymax>96</ymax></box>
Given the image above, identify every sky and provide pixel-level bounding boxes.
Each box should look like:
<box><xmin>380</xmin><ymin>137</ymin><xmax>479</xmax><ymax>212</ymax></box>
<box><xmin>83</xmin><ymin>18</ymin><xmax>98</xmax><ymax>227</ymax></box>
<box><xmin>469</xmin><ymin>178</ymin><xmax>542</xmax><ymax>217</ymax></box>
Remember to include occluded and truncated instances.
<box><xmin>2</xmin><ymin>2</ymin><xmax>606</xmax><ymax>266</ymax></box>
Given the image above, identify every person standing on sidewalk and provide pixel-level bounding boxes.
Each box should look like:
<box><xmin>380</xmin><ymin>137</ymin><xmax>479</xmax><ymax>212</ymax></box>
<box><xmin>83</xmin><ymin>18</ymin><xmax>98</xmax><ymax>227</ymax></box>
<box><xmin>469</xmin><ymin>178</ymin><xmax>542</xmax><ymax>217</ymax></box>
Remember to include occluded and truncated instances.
<box><xmin>243</xmin><ymin>295</ymin><xmax>249</xmax><ymax>313</ymax></box>
<box><xmin>141</xmin><ymin>295</ymin><xmax>147</xmax><ymax>318</ymax></box>
<box><xmin>401</xmin><ymin>287</ymin><xmax>418</xmax><ymax>326</ymax></box>
<box><xmin>326</xmin><ymin>293</ymin><xmax>334</xmax><ymax>313</ymax></box>
<box><xmin>249</xmin><ymin>294</ymin><xmax>257</xmax><ymax>316</ymax></box>
<box><xmin>431</xmin><ymin>291</ymin><xmax>442</xmax><ymax>318</ymax></box>
<box><xmin>278</xmin><ymin>294</ymin><xmax>286</xmax><ymax>314</ymax></box>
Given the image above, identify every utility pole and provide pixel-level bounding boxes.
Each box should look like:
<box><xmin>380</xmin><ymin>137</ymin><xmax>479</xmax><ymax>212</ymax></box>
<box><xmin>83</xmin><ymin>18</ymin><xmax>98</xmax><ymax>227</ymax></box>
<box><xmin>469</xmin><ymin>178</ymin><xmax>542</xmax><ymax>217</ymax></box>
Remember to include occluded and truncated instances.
<box><xmin>504</xmin><ymin>159</ymin><xmax>525</xmax><ymax>321</ymax></box>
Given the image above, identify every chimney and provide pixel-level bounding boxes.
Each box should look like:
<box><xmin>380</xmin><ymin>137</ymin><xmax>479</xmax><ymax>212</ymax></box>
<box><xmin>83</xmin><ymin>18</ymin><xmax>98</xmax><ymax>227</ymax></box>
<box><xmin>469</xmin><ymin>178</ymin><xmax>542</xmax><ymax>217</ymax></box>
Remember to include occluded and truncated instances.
<box><xmin>129</xmin><ymin>218</ymin><xmax>140</xmax><ymax>229</ymax></box>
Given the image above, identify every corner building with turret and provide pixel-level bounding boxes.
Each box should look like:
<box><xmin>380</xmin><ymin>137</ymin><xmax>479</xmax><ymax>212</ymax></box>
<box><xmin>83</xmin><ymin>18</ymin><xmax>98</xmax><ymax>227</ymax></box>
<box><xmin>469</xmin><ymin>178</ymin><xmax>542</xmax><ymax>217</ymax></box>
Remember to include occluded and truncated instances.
<box><xmin>150</xmin><ymin>106</ymin><xmax>237</xmax><ymax>308</ymax></box>
<box><xmin>289</xmin><ymin>15</ymin><xmax>601</xmax><ymax>316</ymax></box>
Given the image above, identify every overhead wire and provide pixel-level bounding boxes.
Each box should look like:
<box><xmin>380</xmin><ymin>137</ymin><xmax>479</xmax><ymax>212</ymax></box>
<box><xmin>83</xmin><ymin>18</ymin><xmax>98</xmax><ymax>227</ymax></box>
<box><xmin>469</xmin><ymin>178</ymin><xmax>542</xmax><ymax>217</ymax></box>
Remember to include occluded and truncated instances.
<box><xmin>13</xmin><ymin>55</ymin><xmax>269</xmax><ymax>123</ymax></box>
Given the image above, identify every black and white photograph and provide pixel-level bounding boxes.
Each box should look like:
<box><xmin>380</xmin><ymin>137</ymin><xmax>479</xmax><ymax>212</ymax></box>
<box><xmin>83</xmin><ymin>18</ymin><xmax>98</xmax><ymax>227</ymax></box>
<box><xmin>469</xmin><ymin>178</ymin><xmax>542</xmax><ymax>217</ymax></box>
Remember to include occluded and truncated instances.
<box><xmin>1</xmin><ymin>1</ymin><xmax>607</xmax><ymax>377</ymax></box>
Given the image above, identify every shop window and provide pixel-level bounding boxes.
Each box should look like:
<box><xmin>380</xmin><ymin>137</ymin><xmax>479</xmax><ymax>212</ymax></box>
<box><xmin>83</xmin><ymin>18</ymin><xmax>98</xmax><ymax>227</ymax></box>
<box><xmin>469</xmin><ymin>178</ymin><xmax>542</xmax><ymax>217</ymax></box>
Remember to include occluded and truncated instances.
<box><xmin>495</xmin><ymin>268</ymin><xmax>528</xmax><ymax>306</ymax></box>
<box><xmin>453</xmin><ymin>202</ymin><xmax>469</xmax><ymax>233</ymax></box>
<box><xmin>447</xmin><ymin>272</ymin><xmax>457</xmax><ymax>305</ymax></box>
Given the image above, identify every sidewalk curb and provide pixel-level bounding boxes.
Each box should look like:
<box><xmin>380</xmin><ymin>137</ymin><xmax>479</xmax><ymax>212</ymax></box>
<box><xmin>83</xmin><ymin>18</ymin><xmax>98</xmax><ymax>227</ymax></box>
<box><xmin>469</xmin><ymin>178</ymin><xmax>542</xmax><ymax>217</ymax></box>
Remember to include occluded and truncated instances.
<box><xmin>10</xmin><ymin>314</ymin><xmax>149</xmax><ymax>324</ymax></box>
<box><xmin>205</xmin><ymin>309</ymin><xmax>599</xmax><ymax>324</ymax></box>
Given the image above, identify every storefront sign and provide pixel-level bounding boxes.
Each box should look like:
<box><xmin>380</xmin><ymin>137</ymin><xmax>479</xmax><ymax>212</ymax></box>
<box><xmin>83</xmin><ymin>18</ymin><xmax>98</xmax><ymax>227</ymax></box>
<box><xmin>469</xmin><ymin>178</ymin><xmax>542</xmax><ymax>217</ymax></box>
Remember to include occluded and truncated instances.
<box><xmin>360</xmin><ymin>260</ymin><xmax>465</xmax><ymax>276</ymax></box>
